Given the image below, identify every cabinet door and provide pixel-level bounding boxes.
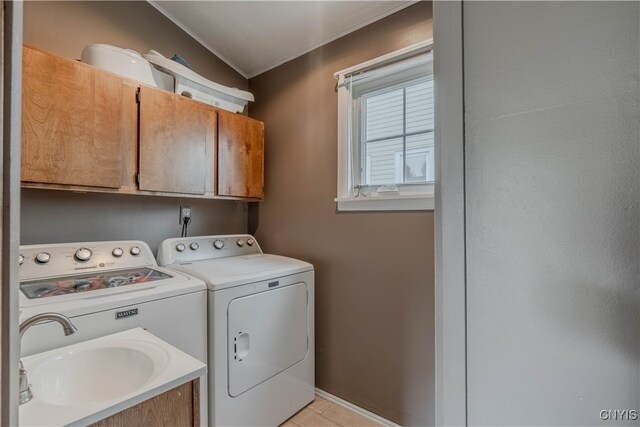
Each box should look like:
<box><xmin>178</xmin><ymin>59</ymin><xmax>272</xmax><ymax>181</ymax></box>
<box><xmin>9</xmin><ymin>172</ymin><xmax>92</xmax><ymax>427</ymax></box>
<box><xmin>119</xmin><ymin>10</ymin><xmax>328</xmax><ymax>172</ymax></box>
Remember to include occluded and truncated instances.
<box><xmin>21</xmin><ymin>47</ymin><xmax>136</xmax><ymax>188</ymax></box>
<box><xmin>217</xmin><ymin>110</ymin><xmax>264</xmax><ymax>198</ymax></box>
<box><xmin>139</xmin><ymin>86</ymin><xmax>214</xmax><ymax>195</ymax></box>
<box><xmin>90</xmin><ymin>380</ymin><xmax>198</xmax><ymax>427</ymax></box>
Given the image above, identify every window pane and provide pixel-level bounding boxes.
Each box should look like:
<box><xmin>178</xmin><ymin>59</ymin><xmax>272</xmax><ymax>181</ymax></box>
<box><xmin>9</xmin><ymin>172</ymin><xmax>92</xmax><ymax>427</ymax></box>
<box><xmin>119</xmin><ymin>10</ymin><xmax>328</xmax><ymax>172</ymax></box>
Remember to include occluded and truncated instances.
<box><xmin>364</xmin><ymin>137</ymin><xmax>403</xmax><ymax>185</ymax></box>
<box><xmin>365</xmin><ymin>88</ymin><xmax>403</xmax><ymax>141</ymax></box>
<box><xmin>405</xmin><ymin>133</ymin><xmax>435</xmax><ymax>183</ymax></box>
<box><xmin>353</xmin><ymin>65</ymin><xmax>435</xmax><ymax>192</ymax></box>
<box><xmin>405</xmin><ymin>152</ymin><xmax>428</xmax><ymax>183</ymax></box>
<box><xmin>406</xmin><ymin>79</ymin><xmax>434</xmax><ymax>134</ymax></box>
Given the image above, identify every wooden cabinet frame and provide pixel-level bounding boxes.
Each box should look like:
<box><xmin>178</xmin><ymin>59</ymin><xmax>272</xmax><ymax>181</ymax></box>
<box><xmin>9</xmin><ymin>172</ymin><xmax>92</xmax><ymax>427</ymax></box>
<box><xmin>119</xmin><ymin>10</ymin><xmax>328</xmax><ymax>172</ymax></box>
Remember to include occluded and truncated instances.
<box><xmin>138</xmin><ymin>86</ymin><xmax>215</xmax><ymax>195</ymax></box>
<box><xmin>90</xmin><ymin>379</ymin><xmax>200</xmax><ymax>427</ymax></box>
<box><xmin>21</xmin><ymin>46</ymin><xmax>264</xmax><ymax>201</ymax></box>
<box><xmin>217</xmin><ymin>109</ymin><xmax>264</xmax><ymax>199</ymax></box>
<box><xmin>21</xmin><ymin>47</ymin><xmax>138</xmax><ymax>189</ymax></box>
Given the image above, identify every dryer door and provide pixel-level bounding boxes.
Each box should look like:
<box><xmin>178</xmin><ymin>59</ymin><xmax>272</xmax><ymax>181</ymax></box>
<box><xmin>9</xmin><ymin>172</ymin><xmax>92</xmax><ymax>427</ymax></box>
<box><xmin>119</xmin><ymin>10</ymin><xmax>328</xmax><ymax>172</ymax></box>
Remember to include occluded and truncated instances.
<box><xmin>227</xmin><ymin>282</ymin><xmax>309</xmax><ymax>397</ymax></box>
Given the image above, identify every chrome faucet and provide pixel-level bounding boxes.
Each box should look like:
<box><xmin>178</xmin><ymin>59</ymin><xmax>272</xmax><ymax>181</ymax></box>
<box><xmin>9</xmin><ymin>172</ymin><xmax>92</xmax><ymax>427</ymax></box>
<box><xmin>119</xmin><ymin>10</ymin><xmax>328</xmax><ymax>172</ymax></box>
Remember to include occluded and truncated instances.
<box><xmin>19</xmin><ymin>312</ymin><xmax>77</xmax><ymax>404</ymax></box>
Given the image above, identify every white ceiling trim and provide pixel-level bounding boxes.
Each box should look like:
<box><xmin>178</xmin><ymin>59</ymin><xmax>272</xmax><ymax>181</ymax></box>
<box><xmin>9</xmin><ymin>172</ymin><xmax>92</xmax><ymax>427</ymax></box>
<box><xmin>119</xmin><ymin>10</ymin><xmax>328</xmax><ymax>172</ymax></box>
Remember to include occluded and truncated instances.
<box><xmin>245</xmin><ymin>1</ymin><xmax>416</xmax><ymax>78</ymax></box>
<box><xmin>147</xmin><ymin>1</ymin><xmax>250</xmax><ymax>79</ymax></box>
<box><xmin>148</xmin><ymin>1</ymin><xmax>417</xmax><ymax>80</ymax></box>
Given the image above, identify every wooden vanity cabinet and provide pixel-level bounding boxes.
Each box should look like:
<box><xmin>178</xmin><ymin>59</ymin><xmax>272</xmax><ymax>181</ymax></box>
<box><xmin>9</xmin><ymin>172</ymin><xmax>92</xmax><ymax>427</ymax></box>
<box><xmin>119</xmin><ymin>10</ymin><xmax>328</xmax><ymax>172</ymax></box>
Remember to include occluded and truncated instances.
<box><xmin>90</xmin><ymin>379</ymin><xmax>199</xmax><ymax>427</ymax></box>
<box><xmin>21</xmin><ymin>46</ymin><xmax>138</xmax><ymax>189</ymax></box>
<box><xmin>138</xmin><ymin>86</ymin><xmax>215</xmax><ymax>195</ymax></box>
<box><xmin>217</xmin><ymin>109</ymin><xmax>264</xmax><ymax>199</ymax></box>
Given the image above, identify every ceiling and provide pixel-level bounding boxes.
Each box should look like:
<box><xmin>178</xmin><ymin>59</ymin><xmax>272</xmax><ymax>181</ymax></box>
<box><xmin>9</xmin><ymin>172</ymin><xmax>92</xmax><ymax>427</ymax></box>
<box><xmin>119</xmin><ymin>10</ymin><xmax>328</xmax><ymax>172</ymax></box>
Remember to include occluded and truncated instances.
<box><xmin>147</xmin><ymin>1</ymin><xmax>416</xmax><ymax>79</ymax></box>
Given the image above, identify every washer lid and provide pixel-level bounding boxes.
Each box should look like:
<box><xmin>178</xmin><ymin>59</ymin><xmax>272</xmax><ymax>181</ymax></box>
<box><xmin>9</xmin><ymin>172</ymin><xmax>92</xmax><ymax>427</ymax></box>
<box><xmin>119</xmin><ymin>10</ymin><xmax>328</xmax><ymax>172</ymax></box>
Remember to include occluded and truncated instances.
<box><xmin>19</xmin><ymin>266</ymin><xmax>206</xmax><ymax>319</ymax></box>
<box><xmin>168</xmin><ymin>254</ymin><xmax>313</xmax><ymax>290</ymax></box>
<box><xmin>20</xmin><ymin>267</ymin><xmax>172</xmax><ymax>300</ymax></box>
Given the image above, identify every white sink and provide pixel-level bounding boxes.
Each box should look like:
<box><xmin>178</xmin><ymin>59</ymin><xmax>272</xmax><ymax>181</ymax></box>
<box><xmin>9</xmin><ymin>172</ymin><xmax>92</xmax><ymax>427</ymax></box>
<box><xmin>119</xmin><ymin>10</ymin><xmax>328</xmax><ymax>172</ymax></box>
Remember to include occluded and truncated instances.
<box><xmin>30</xmin><ymin>346</ymin><xmax>158</xmax><ymax>406</ymax></box>
<box><xmin>20</xmin><ymin>328</ymin><xmax>206</xmax><ymax>427</ymax></box>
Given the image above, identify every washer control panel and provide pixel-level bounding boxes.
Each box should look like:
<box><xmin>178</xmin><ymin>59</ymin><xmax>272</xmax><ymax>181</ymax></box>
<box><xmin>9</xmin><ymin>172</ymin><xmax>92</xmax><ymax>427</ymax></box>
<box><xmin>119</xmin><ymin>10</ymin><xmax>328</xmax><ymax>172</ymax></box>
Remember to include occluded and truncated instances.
<box><xmin>157</xmin><ymin>234</ymin><xmax>262</xmax><ymax>265</ymax></box>
<box><xmin>19</xmin><ymin>240</ymin><xmax>157</xmax><ymax>281</ymax></box>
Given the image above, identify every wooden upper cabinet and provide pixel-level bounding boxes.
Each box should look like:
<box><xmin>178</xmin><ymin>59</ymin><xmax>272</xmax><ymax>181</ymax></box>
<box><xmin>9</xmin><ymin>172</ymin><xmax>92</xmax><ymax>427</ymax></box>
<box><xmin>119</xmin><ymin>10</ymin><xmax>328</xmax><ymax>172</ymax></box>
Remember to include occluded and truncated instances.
<box><xmin>22</xmin><ymin>46</ymin><xmax>263</xmax><ymax>200</ymax></box>
<box><xmin>21</xmin><ymin>46</ymin><xmax>137</xmax><ymax>189</ymax></box>
<box><xmin>138</xmin><ymin>86</ymin><xmax>215</xmax><ymax>195</ymax></box>
<box><xmin>217</xmin><ymin>110</ymin><xmax>264</xmax><ymax>199</ymax></box>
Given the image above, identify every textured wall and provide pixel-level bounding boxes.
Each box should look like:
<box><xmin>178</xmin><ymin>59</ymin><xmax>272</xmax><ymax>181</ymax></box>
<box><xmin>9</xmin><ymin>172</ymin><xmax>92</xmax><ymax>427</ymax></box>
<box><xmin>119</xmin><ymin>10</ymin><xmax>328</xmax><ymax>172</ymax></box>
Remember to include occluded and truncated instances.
<box><xmin>248</xmin><ymin>3</ymin><xmax>434</xmax><ymax>425</ymax></box>
<box><xmin>21</xmin><ymin>1</ymin><xmax>248</xmax><ymax>253</ymax></box>
<box><xmin>464</xmin><ymin>2</ymin><xmax>640</xmax><ymax>425</ymax></box>
<box><xmin>20</xmin><ymin>189</ymin><xmax>247</xmax><ymax>255</ymax></box>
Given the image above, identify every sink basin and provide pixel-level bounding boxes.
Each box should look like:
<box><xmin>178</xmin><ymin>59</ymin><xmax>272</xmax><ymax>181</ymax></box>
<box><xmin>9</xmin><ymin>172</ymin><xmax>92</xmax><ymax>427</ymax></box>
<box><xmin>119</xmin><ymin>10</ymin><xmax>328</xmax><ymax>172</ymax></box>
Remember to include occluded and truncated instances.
<box><xmin>30</xmin><ymin>347</ymin><xmax>155</xmax><ymax>405</ymax></box>
<box><xmin>20</xmin><ymin>328</ymin><xmax>206</xmax><ymax>427</ymax></box>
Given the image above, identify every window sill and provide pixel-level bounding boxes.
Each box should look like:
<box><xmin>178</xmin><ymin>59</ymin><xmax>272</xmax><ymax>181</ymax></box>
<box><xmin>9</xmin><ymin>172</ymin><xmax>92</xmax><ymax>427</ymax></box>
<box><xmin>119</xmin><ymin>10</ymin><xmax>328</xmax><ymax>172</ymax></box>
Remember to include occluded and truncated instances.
<box><xmin>335</xmin><ymin>193</ymin><xmax>434</xmax><ymax>212</ymax></box>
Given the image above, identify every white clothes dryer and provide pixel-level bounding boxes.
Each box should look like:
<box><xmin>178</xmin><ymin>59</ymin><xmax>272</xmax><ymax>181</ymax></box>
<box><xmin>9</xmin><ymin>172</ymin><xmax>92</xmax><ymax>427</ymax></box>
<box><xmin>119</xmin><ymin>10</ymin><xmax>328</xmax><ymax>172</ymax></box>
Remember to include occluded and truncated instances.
<box><xmin>157</xmin><ymin>234</ymin><xmax>314</xmax><ymax>427</ymax></box>
<box><xmin>19</xmin><ymin>240</ymin><xmax>208</xmax><ymax>425</ymax></box>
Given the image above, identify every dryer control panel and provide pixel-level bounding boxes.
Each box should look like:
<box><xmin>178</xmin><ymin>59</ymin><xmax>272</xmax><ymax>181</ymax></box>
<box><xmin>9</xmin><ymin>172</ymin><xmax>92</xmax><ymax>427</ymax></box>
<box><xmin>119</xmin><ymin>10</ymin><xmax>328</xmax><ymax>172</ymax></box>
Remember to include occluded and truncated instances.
<box><xmin>157</xmin><ymin>234</ymin><xmax>262</xmax><ymax>265</ymax></box>
<box><xmin>19</xmin><ymin>241</ymin><xmax>157</xmax><ymax>281</ymax></box>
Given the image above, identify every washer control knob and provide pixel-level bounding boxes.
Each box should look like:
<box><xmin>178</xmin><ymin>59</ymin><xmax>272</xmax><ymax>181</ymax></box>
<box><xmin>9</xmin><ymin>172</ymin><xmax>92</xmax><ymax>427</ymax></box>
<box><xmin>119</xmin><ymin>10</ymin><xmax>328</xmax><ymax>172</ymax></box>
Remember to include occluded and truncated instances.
<box><xmin>190</xmin><ymin>242</ymin><xmax>199</xmax><ymax>251</ymax></box>
<box><xmin>213</xmin><ymin>240</ymin><xmax>224</xmax><ymax>250</ymax></box>
<box><xmin>237</xmin><ymin>239</ymin><xmax>245</xmax><ymax>247</ymax></box>
<box><xmin>247</xmin><ymin>238</ymin><xmax>255</xmax><ymax>246</ymax></box>
<box><xmin>176</xmin><ymin>243</ymin><xmax>186</xmax><ymax>252</ymax></box>
<box><xmin>130</xmin><ymin>246</ymin><xmax>141</xmax><ymax>256</ymax></box>
<box><xmin>74</xmin><ymin>248</ymin><xmax>93</xmax><ymax>262</ymax></box>
<box><xmin>112</xmin><ymin>248</ymin><xmax>124</xmax><ymax>258</ymax></box>
<box><xmin>35</xmin><ymin>252</ymin><xmax>51</xmax><ymax>264</ymax></box>
<box><xmin>18</xmin><ymin>254</ymin><xmax>24</xmax><ymax>265</ymax></box>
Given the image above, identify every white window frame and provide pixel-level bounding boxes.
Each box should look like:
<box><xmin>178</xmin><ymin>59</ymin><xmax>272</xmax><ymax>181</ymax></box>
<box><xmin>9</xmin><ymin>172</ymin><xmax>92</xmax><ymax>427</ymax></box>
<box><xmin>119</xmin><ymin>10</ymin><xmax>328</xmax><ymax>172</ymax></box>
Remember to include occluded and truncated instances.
<box><xmin>334</xmin><ymin>40</ymin><xmax>434</xmax><ymax>212</ymax></box>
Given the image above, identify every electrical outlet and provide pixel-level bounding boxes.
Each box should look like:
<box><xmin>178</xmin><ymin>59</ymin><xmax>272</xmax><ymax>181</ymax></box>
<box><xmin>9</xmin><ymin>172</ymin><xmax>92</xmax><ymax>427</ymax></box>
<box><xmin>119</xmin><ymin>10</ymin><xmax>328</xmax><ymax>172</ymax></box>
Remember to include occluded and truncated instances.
<box><xmin>179</xmin><ymin>206</ymin><xmax>191</xmax><ymax>224</ymax></box>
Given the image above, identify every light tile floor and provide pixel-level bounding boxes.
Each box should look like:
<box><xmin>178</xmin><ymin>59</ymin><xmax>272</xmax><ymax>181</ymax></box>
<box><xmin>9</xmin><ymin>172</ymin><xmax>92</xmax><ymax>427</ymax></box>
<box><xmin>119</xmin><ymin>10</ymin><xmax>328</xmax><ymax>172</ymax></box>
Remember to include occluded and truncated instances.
<box><xmin>281</xmin><ymin>395</ymin><xmax>383</xmax><ymax>427</ymax></box>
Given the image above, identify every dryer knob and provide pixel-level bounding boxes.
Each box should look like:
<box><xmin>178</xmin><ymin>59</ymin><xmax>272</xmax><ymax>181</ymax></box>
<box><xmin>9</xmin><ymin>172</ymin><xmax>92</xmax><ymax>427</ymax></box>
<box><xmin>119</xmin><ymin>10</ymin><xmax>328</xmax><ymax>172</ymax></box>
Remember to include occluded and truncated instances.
<box><xmin>190</xmin><ymin>242</ymin><xmax>199</xmax><ymax>250</ymax></box>
<box><xmin>74</xmin><ymin>247</ymin><xmax>93</xmax><ymax>262</ymax></box>
<box><xmin>247</xmin><ymin>238</ymin><xmax>255</xmax><ymax>246</ymax></box>
<box><xmin>35</xmin><ymin>252</ymin><xmax>51</xmax><ymax>264</ymax></box>
<box><xmin>237</xmin><ymin>239</ymin><xmax>245</xmax><ymax>247</ymax></box>
<box><xmin>18</xmin><ymin>254</ymin><xmax>24</xmax><ymax>265</ymax></box>
<box><xmin>176</xmin><ymin>243</ymin><xmax>186</xmax><ymax>252</ymax></box>
<box><xmin>213</xmin><ymin>240</ymin><xmax>224</xmax><ymax>250</ymax></box>
<box><xmin>130</xmin><ymin>246</ymin><xmax>141</xmax><ymax>256</ymax></box>
<box><xmin>112</xmin><ymin>248</ymin><xmax>124</xmax><ymax>258</ymax></box>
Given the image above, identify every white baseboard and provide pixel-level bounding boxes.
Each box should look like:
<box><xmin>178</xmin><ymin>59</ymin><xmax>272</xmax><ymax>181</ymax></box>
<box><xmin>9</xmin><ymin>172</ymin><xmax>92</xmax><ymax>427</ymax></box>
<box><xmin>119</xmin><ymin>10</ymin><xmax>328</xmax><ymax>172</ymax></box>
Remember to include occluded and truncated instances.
<box><xmin>314</xmin><ymin>388</ymin><xmax>402</xmax><ymax>427</ymax></box>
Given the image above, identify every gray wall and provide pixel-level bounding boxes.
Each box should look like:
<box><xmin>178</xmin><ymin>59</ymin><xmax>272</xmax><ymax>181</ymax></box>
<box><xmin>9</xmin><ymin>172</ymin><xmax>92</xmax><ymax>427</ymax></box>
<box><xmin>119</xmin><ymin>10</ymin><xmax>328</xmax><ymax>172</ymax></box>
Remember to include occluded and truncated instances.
<box><xmin>464</xmin><ymin>2</ymin><xmax>640</xmax><ymax>425</ymax></box>
<box><xmin>248</xmin><ymin>3</ymin><xmax>434</xmax><ymax>425</ymax></box>
<box><xmin>21</xmin><ymin>190</ymin><xmax>247</xmax><ymax>255</ymax></box>
<box><xmin>23</xmin><ymin>1</ymin><xmax>246</xmax><ymax>89</ymax></box>
<box><xmin>21</xmin><ymin>1</ymin><xmax>249</xmax><ymax>253</ymax></box>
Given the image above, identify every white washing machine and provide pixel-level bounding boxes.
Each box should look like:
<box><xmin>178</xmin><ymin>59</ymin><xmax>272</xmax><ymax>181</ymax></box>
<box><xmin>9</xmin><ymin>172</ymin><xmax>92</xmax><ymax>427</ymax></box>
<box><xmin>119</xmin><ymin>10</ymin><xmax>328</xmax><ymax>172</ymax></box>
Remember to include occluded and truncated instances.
<box><xmin>19</xmin><ymin>240</ymin><xmax>209</xmax><ymax>425</ymax></box>
<box><xmin>157</xmin><ymin>234</ymin><xmax>315</xmax><ymax>427</ymax></box>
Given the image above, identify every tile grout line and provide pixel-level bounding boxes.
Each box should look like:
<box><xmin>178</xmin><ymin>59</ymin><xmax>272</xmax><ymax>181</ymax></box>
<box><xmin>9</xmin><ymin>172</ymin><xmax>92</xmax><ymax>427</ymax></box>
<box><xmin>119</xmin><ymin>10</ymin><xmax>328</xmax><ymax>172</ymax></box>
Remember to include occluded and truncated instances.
<box><xmin>314</xmin><ymin>389</ymin><xmax>400</xmax><ymax>427</ymax></box>
<box><xmin>319</xmin><ymin>401</ymin><xmax>333</xmax><ymax>415</ymax></box>
<box><xmin>322</xmin><ymin>413</ymin><xmax>344</xmax><ymax>427</ymax></box>
<box><xmin>313</xmin><ymin>400</ymin><xmax>342</xmax><ymax>427</ymax></box>
<box><xmin>282</xmin><ymin>392</ymin><xmax>390</xmax><ymax>427</ymax></box>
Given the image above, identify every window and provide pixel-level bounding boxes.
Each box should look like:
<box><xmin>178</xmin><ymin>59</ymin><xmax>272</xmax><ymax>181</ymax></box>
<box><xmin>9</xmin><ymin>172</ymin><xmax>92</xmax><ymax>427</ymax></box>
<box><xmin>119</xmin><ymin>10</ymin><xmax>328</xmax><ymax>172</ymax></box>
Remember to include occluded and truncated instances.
<box><xmin>335</xmin><ymin>41</ymin><xmax>434</xmax><ymax>211</ymax></box>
